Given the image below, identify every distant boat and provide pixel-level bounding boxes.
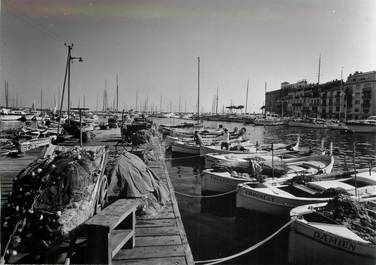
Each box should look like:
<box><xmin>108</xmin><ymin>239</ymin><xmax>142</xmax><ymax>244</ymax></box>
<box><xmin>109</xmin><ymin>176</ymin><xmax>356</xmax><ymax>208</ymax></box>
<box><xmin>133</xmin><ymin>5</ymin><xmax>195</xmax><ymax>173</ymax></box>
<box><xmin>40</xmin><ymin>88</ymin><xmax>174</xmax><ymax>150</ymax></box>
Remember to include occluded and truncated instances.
<box><xmin>346</xmin><ymin>116</ymin><xmax>376</xmax><ymax>133</ymax></box>
<box><xmin>288</xmin><ymin>118</ymin><xmax>328</xmax><ymax>129</ymax></box>
<box><xmin>236</xmin><ymin>168</ymin><xmax>376</xmax><ymax>217</ymax></box>
<box><xmin>0</xmin><ymin>109</ymin><xmax>31</xmax><ymax>121</ymax></box>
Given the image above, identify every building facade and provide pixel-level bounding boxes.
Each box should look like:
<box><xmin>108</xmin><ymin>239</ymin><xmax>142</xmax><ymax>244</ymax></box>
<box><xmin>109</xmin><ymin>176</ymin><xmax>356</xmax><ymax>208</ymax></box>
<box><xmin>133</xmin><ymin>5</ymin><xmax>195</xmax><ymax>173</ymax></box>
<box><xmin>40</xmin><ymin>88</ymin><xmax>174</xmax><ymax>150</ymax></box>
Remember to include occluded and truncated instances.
<box><xmin>265</xmin><ymin>71</ymin><xmax>376</xmax><ymax>120</ymax></box>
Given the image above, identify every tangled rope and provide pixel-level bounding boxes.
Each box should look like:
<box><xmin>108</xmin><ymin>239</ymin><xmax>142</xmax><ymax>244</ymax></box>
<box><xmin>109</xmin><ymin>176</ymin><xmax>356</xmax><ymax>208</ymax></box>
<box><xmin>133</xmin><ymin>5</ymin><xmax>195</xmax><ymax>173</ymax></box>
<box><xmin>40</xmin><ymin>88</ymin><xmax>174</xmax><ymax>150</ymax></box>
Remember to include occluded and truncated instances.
<box><xmin>194</xmin><ymin>218</ymin><xmax>295</xmax><ymax>265</ymax></box>
<box><xmin>174</xmin><ymin>189</ymin><xmax>237</xmax><ymax>198</ymax></box>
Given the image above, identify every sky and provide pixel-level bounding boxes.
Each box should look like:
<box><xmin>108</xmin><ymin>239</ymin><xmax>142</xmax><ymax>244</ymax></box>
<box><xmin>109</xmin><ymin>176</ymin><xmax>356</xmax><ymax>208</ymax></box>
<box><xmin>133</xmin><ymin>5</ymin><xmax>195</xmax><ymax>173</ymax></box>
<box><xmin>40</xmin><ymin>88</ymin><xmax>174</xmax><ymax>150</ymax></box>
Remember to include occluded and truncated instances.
<box><xmin>1</xmin><ymin>0</ymin><xmax>376</xmax><ymax>113</ymax></box>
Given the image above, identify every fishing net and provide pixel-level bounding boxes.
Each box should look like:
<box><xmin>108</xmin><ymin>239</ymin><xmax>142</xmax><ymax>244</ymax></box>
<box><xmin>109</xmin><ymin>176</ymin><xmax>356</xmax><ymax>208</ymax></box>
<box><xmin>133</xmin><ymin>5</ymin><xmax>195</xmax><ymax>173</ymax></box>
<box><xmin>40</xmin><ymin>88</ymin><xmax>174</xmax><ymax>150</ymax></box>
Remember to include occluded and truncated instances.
<box><xmin>319</xmin><ymin>195</ymin><xmax>376</xmax><ymax>244</ymax></box>
<box><xmin>105</xmin><ymin>151</ymin><xmax>169</xmax><ymax>216</ymax></box>
<box><xmin>1</xmin><ymin>146</ymin><xmax>106</xmax><ymax>257</ymax></box>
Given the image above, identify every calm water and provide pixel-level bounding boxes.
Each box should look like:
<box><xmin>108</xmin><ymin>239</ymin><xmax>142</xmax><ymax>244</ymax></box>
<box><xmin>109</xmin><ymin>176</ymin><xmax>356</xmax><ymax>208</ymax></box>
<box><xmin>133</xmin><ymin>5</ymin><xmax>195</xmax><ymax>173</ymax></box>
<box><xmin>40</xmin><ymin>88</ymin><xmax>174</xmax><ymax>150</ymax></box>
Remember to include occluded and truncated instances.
<box><xmin>153</xmin><ymin>118</ymin><xmax>376</xmax><ymax>265</ymax></box>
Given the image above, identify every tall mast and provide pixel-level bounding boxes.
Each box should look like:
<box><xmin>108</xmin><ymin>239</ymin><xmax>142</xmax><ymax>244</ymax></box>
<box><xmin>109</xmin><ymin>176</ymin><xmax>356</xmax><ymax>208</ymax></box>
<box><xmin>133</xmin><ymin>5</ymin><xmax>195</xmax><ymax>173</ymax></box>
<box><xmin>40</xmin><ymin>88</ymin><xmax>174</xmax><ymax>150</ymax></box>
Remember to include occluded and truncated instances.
<box><xmin>197</xmin><ymin>56</ymin><xmax>200</xmax><ymax>124</ymax></box>
<box><xmin>40</xmin><ymin>88</ymin><xmax>43</xmax><ymax>111</ymax></box>
<box><xmin>340</xmin><ymin>66</ymin><xmax>343</xmax><ymax>121</ymax></box>
<box><xmin>159</xmin><ymin>93</ymin><xmax>162</xmax><ymax>112</ymax></box>
<box><xmin>216</xmin><ymin>87</ymin><xmax>219</xmax><ymax>114</ymax></box>
<box><xmin>264</xmin><ymin>81</ymin><xmax>267</xmax><ymax>118</ymax></box>
<box><xmin>5</xmin><ymin>81</ymin><xmax>9</xmax><ymax>108</ymax></box>
<box><xmin>116</xmin><ymin>74</ymin><xmax>119</xmax><ymax>112</ymax></box>
<box><xmin>96</xmin><ymin>94</ymin><xmax>98</xmax><ymax>112</ymax></box>
<box><xmin>179</xmin><ymin>95</ymin><xmax>181</xmax><ymax>113</ymax></box>
<box><xmin>245</xmin><ymin>79</ymin><xmax>249</xmax><ymax>113</ymax></box>
<box><xmin>318</xmin><ymin>54</ymin><xmax>321</xmax><ymax>84</ymax></box>
<box><xmin>135</xmin><ymin>90</ymin><xmax>138</xmax><ymax>111</ymax></box>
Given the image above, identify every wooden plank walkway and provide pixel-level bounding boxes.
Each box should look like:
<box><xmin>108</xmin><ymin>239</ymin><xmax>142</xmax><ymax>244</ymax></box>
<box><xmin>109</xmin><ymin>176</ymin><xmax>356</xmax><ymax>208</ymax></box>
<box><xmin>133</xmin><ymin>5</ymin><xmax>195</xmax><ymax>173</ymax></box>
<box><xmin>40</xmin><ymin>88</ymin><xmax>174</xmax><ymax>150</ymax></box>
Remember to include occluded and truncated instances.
<box><xmin>88</xmin><ymin>129</ymin><xmax>194</xmax><ymax>264</ymax></box>
<box><xmin>0</xmin><ymin>148</ymin><xmax>46</xmax><ymax>206</ymax></box>
<box><xmin>112</xmin><ymin>137</ymin><xmax>194</xmax><ymax>265</ymax></box>
<box><xmin>0</xmin><ymin>128</ymin><xmax>194</xmax><ymax>265</ymax></box>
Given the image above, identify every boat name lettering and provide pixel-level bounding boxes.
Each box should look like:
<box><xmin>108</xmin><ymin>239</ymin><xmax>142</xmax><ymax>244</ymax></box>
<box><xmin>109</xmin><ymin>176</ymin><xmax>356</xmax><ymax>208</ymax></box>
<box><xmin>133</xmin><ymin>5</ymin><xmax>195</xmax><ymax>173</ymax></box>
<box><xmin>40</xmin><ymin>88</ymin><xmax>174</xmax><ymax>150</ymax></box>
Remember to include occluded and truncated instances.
<box><xmin>313</xmin><ymin>231</ymin><xmax>356</xmax><ymax>251</ymax></box>
<box><xmin>244</xmin><ymin>190</ymin><xmax>274</xmax><ymax>202</ymax></box>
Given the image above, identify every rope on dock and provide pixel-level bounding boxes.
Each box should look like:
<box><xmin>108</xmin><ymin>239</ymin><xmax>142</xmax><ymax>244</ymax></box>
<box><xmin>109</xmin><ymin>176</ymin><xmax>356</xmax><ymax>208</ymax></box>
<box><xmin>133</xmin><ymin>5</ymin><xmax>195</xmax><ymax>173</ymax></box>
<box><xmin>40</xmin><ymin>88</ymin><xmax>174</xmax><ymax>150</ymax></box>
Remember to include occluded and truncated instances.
<box><xmin>174</xmin><ymin>189</ymin><xmax>237</xmax><ymax>198</ymax></box>
<box><xmin>163</xmin><ymin>154</ymin><xmax>204</xmax><ymax>161</ymax></box>
<box><xmin>194</xmin><ymin>218</ymin><xmax>295</xmax><ymax>265</ymax></box>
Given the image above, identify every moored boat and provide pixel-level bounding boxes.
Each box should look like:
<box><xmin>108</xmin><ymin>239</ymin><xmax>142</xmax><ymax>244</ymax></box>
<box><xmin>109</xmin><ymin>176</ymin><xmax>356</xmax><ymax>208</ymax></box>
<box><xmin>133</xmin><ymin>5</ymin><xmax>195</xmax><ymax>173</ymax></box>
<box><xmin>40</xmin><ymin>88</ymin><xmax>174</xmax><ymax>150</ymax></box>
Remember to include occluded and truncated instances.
<box><xmin>288</xmin><ymin>197</ymin><xmax>376</xmax><ymax>265</ymax></box>
<box><xmin>171</xmin><ymin>140</ymin><xmax>201</xmax><ymax>155</ymax></box>
<box><xmin>236</xmin><ymin>168</ymin><xmax>376</xmax><ymax>217</ymax></box>
<box><xmin>202</xmin><ymin>154</ymin><xmax>334</xmax><ymax>193</ymax></box>
<box><xmin>346</xmin><ymin>116</ymin><xmax>376</xmax><ymax>133</ymax></box>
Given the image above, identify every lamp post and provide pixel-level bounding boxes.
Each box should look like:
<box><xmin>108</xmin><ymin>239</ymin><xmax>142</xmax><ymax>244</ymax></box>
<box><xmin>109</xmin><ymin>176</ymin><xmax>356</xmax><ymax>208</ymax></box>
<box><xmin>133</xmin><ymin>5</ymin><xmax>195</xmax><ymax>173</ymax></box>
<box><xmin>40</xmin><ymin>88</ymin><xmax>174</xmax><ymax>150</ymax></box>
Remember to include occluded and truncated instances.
<box><xmin>58</xmin><ymin>43</ymin><xmax>84</xmax><ymax>136</ymax></box>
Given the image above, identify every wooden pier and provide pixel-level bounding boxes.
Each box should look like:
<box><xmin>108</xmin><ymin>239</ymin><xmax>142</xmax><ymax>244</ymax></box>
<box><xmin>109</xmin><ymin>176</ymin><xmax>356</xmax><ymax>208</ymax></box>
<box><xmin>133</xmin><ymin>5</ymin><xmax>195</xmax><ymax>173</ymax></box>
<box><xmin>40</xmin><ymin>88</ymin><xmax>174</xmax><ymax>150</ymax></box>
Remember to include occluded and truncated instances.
<box><xmin>0</xmin><ymin>128</ymin><xmax>194</xmax><ymax>265</ymax></box>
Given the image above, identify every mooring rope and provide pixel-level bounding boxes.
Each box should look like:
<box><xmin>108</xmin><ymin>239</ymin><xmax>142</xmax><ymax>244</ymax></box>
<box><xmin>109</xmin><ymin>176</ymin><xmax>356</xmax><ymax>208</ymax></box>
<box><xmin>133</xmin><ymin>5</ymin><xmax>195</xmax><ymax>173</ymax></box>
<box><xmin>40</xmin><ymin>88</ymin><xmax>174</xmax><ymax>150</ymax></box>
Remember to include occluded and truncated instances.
<box><xmin>163</xmin><ymin>154</ymin><xmax>204</xmax><ymax>161</ymax></box>
<box><xmin>194</xmin><ymin>218</ymin><xmax>295</xmax><ymax>265</ymax></box>
<box><xmin>174</xmin><ymin>189</ymin><xmax>237</xmax><ymax>198</ymax></box>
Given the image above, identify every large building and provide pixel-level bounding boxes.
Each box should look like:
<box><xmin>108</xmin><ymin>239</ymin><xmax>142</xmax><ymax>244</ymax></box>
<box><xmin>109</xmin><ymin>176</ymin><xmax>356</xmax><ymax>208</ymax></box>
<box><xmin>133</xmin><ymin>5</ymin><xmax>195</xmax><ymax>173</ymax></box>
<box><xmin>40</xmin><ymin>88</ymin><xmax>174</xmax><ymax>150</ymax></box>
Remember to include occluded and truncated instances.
<box><xmin>265</xmin><ymin>71</ymin><xmax>376</xmax><ymax>120</ymax></box>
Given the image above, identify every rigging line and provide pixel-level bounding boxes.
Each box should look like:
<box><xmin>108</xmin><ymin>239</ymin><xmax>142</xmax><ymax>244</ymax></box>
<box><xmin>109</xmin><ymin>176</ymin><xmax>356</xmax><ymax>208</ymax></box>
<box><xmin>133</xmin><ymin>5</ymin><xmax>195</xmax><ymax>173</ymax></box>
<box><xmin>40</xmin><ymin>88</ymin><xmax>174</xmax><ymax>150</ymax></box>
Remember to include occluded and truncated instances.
<box><xmin>7</xmin><ymin>10</ymin><xmax>63</xmax><ymax>43</ymax></box>
<box><xmin>174</xmin><ymin>189</ymin><xmax>237</xmax><ymax>198</ymax></box>
<box><xmin>194</xmin><ymin>218</ymin><xmax>295</xmax><ymax>265</ymax></box>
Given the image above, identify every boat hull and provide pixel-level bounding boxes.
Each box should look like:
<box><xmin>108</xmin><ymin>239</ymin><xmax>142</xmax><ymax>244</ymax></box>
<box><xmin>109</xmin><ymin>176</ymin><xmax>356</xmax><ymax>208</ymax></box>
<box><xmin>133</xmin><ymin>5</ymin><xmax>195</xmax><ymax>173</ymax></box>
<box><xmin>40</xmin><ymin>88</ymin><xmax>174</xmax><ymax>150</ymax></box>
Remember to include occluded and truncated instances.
<box><xmin>346</xmin><ymin>124</ymin><xmax>376</xmax><ymax>133</ymax></box>
<box><xmin>288</xmin><ymin>121</ymin><xmax>328</xmax><ymax>129</ymax></box>
<box><xmin>0</xmin><ymin>114</ymin><xmax>23</xmax><ymax>121</ymax></box>
<box><xmin>201</xmin><ymin>170</ymin><xmax>256</xmax><ymax>193</ymax></box>
<box><xmin>236</xmin><ymin>184</ymin><xmax>329</xmax><ymax>216</ymax></box>
<box><xmin>289</xmin><ymin>217</ymin><xmax>376</xmax><ymax>264</ymax></box>
<box><xmin>171</xmin><ymin>141</ymin><xmax>200</xmax><ymax>154</ymax></box>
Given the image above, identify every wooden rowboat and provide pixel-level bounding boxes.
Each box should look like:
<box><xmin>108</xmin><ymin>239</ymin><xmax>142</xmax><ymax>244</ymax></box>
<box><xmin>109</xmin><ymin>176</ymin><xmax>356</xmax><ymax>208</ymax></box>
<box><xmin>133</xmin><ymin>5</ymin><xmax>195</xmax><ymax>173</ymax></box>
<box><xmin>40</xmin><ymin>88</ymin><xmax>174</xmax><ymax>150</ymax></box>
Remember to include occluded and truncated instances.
<box><xmin>289</xmin><ymin>199</ymin><xmax>376</xmax><ymax>265</ymax></box>
<box><xmin>236</xmin><ymin>168</ymin><xmax>376</xmax><ymax>217</ymax></box>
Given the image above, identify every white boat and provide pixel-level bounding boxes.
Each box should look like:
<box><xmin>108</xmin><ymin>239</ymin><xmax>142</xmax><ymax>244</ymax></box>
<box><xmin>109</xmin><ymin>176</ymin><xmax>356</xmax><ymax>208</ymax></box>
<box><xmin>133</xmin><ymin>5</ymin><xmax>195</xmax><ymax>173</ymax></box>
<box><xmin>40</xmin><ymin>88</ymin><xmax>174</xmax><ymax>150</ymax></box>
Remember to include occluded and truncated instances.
<box><xmin>204</xmin><ymin>147</ymin><xmax>311</xmax><ymax>169</ymax></box>
<box><xmin>289</xmin><ymin>199</ymin><xmax>376</xmax><ymax>265</ymax></box>
<box><xmin>171</xmin><ymin>141</ymin><xmax>201</xmax><ymax>154</ymax></box>
<box><xmin>202</xmin><ymin>154</ymin><xmax>334</xmax><ymax>193</ymax></box>
<box><xmin>200</xmin><ymin>137</ymin><xmax>299</xmax><ymax>156</ymax></box>
<box><xmin>236</xmin><ymin>168</ymin><xmax>376</xmax><ymax>216</ymax></box>
<box><xmin>288</xmin><ymin>118</ymin><xmax>328</xmax><ymax>129</ymax></box>
<box><xmin>0</xmin><ymin>109</ymin><xmax>28</xmax><ymax>121</ymax></box>
<box><xmin>165</xmin><ymin>135</ymin><xmax>219</xmax><ymax>150</ymax></box>
<box><xmin>254</xmin><ymin>118</ymin><xmax>284</xmax><ymax>126</ymax></box>
<box><xmin>346</xmin><ymin>116</ymin><xmax>376</xmax><ymax>133</ymax></box>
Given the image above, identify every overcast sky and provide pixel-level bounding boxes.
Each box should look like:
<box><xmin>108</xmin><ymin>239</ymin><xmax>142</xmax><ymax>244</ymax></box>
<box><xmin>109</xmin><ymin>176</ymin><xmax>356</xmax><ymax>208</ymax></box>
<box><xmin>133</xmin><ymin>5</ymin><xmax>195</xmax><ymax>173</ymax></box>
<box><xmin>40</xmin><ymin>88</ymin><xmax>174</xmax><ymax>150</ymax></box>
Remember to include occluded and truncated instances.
<box><xmin>1</xmin><ymin>0</ymin><xmax>376</xmax><ymax>112</ymax></box>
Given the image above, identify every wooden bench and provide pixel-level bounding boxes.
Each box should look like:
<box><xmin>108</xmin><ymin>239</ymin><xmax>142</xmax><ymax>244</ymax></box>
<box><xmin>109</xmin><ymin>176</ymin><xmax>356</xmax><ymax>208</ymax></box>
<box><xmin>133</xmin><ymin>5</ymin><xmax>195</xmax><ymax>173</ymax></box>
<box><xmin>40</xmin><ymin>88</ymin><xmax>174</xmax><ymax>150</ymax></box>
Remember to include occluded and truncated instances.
<box><xmin>84</xmin><ymin>199</ymin><xmax>140</xmax><ymax>265</ymax></box>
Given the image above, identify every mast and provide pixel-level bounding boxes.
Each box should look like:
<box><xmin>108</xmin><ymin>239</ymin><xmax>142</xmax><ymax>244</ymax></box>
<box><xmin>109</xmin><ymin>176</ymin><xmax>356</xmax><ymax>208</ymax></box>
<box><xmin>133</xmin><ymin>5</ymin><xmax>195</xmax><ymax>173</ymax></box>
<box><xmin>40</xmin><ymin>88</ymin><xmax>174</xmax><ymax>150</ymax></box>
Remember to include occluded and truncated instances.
<box><xmin>116</xmin><ymin>74</ymin><xmax>119</xmax><ymax>112</ymax></box>
<box><xmin>318</xmin><ymin>54</ymin><xmax>321</xmax><ymax>84</ymax></box>
<box><xmin>197</xmin><ymin>56</ymin><xmax>200</xmax><ymax>124</ymax></box>
<box><xmin>159</xmin><ymin>93</ymin><xmax>162</xmax><ymax>112</ymax></box>
<box><xmin>340</xmin><ymin>67</ymin><xmax>343</xmax><ymax>121</ymax></box>
<box><xmin>179</xmin><ymin>95</ymin><xmax>181</xmax><ymax>113</ymax></box>
<box><xmin>245</xmin><ymin>79</ymin><xmax>249</xmax><ymax>113</ymax></box>
<box><xmin>264</xmin><ymin>81</ymin><xmax>267</xmax><ymax>118</ymax></box>
<box><xmin>5</xmin><ymin>80</ymin><xmax>9</xmax><ymax>108</ymax></box>
<box><xmin>216</xmin><ymin>86</ymin><xmax>219</xmax><ymax>114</ymax></box>
<box><xmin>40</xmin><ymin>88</ymin><xmax>43</xmax><ymax>111</ymax></box>
<box><xmin>136</xmin><ymin>90</ymin><xmax>138</xmax><ymax>111</ymax></box>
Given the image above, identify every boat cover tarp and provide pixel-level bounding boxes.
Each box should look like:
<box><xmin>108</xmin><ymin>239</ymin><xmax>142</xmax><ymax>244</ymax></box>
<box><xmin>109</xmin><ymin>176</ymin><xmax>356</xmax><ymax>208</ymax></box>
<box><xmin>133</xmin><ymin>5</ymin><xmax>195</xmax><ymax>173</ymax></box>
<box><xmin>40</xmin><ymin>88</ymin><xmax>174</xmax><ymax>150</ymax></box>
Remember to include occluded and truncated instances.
<box><xmin>106</xmin><ymin>152</ymin><xmax>169</xmax><ymax>206</ymax></box>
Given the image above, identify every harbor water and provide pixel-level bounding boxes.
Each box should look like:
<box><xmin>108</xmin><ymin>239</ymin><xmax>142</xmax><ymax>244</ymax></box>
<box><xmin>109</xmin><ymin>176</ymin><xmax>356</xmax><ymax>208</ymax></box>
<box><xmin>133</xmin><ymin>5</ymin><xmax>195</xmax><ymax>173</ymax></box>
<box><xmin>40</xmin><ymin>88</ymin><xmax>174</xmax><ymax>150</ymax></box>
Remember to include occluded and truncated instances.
<box><xmin>153</xmin><ymin>118</ymin><xmax>376</xmax><ymax>265</ymax></box>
